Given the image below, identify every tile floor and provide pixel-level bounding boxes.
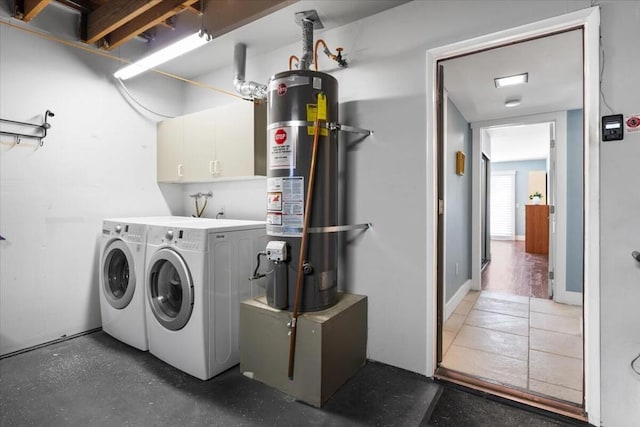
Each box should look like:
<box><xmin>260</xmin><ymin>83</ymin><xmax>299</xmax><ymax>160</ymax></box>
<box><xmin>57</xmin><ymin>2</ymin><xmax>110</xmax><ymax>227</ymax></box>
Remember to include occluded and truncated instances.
<box><xmin>442</xmin><ymin>290</ymin><xmax>583</xmax><ymax>404</ymax></box>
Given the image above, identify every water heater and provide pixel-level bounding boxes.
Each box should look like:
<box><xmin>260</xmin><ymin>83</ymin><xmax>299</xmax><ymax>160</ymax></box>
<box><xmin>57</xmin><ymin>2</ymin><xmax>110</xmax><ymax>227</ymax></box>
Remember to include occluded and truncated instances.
<box><xmin>265</xmin><ymin>70</ymin><xmax>339</xmax><ymax>312</ymax></box>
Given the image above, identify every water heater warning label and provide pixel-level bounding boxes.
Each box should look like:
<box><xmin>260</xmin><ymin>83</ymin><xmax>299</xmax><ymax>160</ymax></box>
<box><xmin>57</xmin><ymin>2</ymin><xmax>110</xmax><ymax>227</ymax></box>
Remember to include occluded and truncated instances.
<box><xmin>267</xmin><ymin>177</ymin><xmax>304</xmax><ymax>237</ymax></box>
<box><xmin>269</xmin><ymin>127</ymin><xmax>295</xmax><ymax>169</ymax></box>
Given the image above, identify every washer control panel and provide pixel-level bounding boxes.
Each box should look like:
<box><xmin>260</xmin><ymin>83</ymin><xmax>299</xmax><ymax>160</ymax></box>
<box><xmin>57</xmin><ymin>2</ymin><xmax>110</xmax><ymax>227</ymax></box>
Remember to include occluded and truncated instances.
<box><xmin>148</xmin><ymin>226</ymin><xmax>205</xmax><ymax>250</ymax></box>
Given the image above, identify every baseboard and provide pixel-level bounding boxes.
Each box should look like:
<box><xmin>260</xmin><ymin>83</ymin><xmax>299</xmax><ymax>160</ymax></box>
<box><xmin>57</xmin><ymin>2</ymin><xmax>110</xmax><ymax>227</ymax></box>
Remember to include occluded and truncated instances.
<box><xmin>445</xmin><ymin>280</ymin><xmax>472</xmax><ymax>321</ymax></box>
<box><xmin>554</xmin><ymin>290</ymin><xmax>583</xmax><ymax>306</ymax></box>
<box><xmin>0</xmin><ymin>327</ymin><xmax>102</xmax><ymax>359</ymax></box>
<box><xmin>515</xmin><ymin>235</ymin><xmax>525</xmax><ymax>241</ymax></box>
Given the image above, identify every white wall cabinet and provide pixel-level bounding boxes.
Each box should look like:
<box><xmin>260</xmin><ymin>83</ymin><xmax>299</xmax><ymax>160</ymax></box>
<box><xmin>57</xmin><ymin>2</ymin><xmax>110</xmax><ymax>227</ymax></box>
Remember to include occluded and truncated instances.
<box><xmin>157</xmin><ymin>101</ymin><xmax>266</xmax><ymax>183</ymax></box>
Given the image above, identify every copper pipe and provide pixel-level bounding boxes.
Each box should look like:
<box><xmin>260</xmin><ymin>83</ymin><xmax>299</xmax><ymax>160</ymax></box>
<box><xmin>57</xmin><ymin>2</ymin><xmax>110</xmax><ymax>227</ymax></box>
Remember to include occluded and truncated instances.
<box><xmin>313</xmin><ymin>39</ymin><xmax>329</xmax><ymax>71</ymax></box>
<box><xmin>287</xmin><ymin>112</ymin><xmax>322</xmax><ymax>380</ymax></box>
<box><xmin>289</xmin><ymin>55</ymin><xmax>300</xmax><ymax>71</ymax></box>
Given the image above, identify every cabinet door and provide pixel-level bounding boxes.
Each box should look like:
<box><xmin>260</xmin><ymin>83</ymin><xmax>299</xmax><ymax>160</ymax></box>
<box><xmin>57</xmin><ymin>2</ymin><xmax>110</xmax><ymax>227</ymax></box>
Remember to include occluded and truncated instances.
<box><xmin>214</xmin><ymin>102</ymin><xmax>255</xmax><ymax>178</ymax></box>
<box><xmin>157</xmin><ymin>116</ymin><xmax>184</xmax><ymax>183</ymax></box>
<box><xmin>183</xmin><ymin>109</ymin><xmax>217</xmax><ymax>181</ymax></box>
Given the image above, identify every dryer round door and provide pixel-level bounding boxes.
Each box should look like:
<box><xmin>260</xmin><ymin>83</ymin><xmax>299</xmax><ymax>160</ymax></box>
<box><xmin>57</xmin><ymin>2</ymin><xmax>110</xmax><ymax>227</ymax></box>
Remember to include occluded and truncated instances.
<box><xmin>147</xmin><ymin>248</ymin><xmax>194</xmax><ymax>331</ymax></box>
<box><xmin>102</xmin><ymin>239</ymin><xmax>136</xmax><ymax>310</ymax></box>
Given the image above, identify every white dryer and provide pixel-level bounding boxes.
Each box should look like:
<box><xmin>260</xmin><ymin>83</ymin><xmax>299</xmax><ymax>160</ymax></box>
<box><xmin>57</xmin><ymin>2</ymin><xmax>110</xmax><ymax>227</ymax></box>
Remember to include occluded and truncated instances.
<box><xmin>99</xmin><ymin>216</ymin><xmax>193</xmax><ymax>351</ymax></box>
<box><xmin>144</xmin><ymin>218</ymin><xmax>266</xmax><ymax>379</ymax></box>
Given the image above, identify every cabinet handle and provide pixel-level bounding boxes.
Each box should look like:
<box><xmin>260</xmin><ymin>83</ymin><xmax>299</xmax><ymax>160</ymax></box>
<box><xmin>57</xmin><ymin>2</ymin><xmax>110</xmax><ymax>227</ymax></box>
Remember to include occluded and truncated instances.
<box><xmin>214</xmin><ymin>160</ymin><xmax>221</xmax><ymax>175</ymax></box>
<box><xmin>178</xmin><ymin>164</ymin><xmax>184</xmax><ymax>177</ymax></box>
<box><xmin>209</xmin><ymin>160</ymin><xmax>215</xmax><ymax>175</ymax></box>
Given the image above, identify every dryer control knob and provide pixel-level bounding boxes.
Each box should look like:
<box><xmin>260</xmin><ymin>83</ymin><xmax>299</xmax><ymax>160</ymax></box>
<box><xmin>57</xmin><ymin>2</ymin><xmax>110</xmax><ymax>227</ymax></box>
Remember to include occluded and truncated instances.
<box><xmin>115</xmin><ymin>225</ymin><xmax>122</xmax><ymax>233</ymax></box>
<box><xmin>165</xmin><ymin>230</ymin><xmax>174</xmax><ymax>240</ymax></box>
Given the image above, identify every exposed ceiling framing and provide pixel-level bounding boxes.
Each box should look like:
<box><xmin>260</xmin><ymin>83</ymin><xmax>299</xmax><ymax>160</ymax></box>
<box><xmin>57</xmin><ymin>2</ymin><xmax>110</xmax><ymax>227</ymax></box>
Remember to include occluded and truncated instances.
<box><xmin>13</xmin><ymin>0</ymin><xmax>292</xmax><ymax>52</ymax></box>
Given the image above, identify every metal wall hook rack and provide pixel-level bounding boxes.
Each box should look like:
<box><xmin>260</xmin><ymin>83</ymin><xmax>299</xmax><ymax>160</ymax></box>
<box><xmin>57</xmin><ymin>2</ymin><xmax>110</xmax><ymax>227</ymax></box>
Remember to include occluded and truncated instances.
<box><xmin>0</xmin><ymin>110</ymin><xmax>55</xmax><ymax>147</ymax></box>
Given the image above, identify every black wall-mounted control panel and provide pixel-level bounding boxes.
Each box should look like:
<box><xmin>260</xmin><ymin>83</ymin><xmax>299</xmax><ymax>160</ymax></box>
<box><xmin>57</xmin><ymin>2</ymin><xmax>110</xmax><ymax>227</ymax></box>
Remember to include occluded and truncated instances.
<box><xmin>602</xmin><ymin>114</ymin><xmax>624</xmax><ymax>141</ymax></box>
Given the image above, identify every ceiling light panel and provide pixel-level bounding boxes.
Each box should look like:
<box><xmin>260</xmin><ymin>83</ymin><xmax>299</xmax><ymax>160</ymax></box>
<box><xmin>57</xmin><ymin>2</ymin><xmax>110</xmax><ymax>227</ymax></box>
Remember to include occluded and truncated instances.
<box><xmin>494</xmin><ymin>73</ymin><xmax>528</xmax><ymax>88</ymax></box>
<box><xmin>114</xmin><ymin>32</ymin><xmax>211</xmax><ymax>80</ymax></box>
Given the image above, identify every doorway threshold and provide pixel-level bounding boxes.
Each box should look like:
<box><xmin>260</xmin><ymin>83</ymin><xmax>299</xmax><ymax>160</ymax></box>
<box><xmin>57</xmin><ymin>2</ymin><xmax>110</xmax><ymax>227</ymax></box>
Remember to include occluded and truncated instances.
<box><xmin>434</xmin><ymin>367</ymin><xmax>586</xmax><ymax>422</ymax></box>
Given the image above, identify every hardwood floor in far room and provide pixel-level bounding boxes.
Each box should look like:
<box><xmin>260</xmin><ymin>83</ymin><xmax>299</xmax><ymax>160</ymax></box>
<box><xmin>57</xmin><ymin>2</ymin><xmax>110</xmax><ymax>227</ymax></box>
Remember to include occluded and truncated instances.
<box><xmin>482</xmin><ymin>240</ymin><xmax>549</xmax><ymax>298</ymax></box>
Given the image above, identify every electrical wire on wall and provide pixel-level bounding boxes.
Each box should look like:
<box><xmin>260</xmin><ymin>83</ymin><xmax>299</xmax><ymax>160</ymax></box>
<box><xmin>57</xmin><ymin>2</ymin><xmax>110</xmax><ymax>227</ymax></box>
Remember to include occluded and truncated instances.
<box><xmin>114</xmin><ymin>78</ymin><xmax>174</xmax><ymax>119</ymax></box>
<box><xmin>591</xmin><ymin>0</ymin><xmax>615</xmax><ymax>114</ymax></box>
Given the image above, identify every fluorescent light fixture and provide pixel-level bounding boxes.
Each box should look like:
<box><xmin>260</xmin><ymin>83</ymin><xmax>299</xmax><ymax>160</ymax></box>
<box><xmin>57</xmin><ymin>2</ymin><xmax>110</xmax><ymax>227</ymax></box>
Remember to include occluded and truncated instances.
<box><xmin>494</xmin><ymin>72</ymin><xmax>528</xmax><ymax>88</ymax></box>
<box><xmin>505</xmin><ymin>98</ymin><xmax>521</xmax><ymax>108</ymax></box>
<box><xmin>114</xmin><ymin>31</ymin><xmax>211</xmax><ymax>80</ymax></box>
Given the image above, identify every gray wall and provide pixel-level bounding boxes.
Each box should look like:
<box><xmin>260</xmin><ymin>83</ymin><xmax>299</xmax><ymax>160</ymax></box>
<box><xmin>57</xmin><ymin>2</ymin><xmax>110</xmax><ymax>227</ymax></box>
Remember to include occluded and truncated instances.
<box><xmin>445</xmin><ymin>98</ymin><xmax>472</xmax><ymax>301</ymax></box>
<box><xmin>492</xmin><ymin>160</ymin><xmax>547</xmax><ymax>237</ymax></box>
<box><xmin>566</xmin><ymin>109</ymin><xmax>584</xmax><ymax>293</ymax></box>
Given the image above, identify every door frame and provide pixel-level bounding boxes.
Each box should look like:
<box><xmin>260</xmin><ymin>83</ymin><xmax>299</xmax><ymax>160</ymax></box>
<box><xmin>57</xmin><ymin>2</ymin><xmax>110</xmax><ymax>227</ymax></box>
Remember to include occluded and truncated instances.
<box><xmin>425</xmin><ymin>7</ymin><xmax>600</xmax><ymax>424</ymax></box>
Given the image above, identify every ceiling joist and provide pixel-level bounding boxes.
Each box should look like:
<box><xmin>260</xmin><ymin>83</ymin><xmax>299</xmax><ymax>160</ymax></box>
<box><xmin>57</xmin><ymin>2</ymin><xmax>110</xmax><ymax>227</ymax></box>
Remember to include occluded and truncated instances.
<box><xmin>15</xmin><ymin>0</ymin><xmax>53</xmax><ymax>22</ymax></box>
<box><xmin>13</xmin><ymin>0</ymin><xmax>296</xmax><ymax>63</ymax></box>
<box><xmin>84</xmin><ymin>0</ymin><xmax>161</xmax><ymax>44</ymax></box>
<box><xmin>104</xmin><ymin>0</ymin><xmax>198</xmax><ymax>50</ymax></box>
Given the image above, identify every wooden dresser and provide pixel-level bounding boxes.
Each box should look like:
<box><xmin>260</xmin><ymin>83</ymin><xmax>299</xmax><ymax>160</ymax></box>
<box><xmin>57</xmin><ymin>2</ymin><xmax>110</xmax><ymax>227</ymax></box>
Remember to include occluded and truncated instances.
<box><xmin>525</xmin><ymin>205</ymin><xmax>549</xmax><ymax>254</ymax></box>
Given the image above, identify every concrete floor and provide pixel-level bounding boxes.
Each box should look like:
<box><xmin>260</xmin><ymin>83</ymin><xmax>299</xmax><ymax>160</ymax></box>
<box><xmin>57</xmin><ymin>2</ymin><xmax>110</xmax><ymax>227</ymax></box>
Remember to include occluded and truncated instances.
<box><xmin>0</xmin><ymin>331</ymin><xmax>584</xmax><ymax>426</ymax></box>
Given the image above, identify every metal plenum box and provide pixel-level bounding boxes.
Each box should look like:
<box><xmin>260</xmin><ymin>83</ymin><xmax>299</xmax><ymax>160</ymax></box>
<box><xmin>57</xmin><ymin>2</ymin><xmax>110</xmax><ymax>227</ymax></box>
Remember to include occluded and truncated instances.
<box><xmin>240</xmin><ymin>293</ymin><xmax>367</xmax><ymax>407</ymax></box>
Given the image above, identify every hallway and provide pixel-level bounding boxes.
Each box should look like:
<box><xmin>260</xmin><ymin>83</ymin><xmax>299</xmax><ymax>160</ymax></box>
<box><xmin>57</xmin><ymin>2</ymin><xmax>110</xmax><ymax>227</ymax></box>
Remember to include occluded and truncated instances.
<box><xmin>482</xmin><ymin>240</ymin><xmax>549</xmax><ymax>298</ymax></box>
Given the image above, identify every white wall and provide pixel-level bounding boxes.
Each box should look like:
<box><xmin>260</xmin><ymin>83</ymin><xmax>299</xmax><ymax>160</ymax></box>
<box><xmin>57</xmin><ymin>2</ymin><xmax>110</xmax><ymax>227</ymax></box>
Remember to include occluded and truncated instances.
<box><xmin>181</xmin><ymin>0</ymin><xmax>599</xmax><ymax>375</ymax></box>
<box><xmin>597</xmin><ymin>2</ymin><xmax>640</xmax><ymax>426</ymax></box>
<box><xmin>2</xmin><ymin>0</ymin><xmax>638</xmax><ymax>422</ymax></box>
<box><xmin>0</xmin><ymin>9</ymin><xmax>185</xmax><ymax>354</ymax></box>
<box><xmin>181</xmin><ymin>179</ymin><xmax>266</xmax><ymax>220</ymax></box>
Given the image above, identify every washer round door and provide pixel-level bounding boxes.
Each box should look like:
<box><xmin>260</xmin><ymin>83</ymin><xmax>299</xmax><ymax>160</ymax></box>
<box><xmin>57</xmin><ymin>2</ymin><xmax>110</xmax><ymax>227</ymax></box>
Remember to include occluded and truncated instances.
<box><xmin>102</xmin><ymin>239</ymin><xmax>136</xmax><ymax>310</ymax></box>
<box><xmin>147</xmin><ymin>248</ymin><xmax>194</xmax><ymax>331</ymax></box>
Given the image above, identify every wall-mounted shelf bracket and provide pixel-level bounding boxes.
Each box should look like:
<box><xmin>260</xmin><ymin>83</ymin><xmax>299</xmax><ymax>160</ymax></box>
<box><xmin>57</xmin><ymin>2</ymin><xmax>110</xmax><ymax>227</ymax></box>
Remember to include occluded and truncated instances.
<box><xmin>329</xmin><ymin>122</ymin><xmax>373</xmax><ymax>136</ymax></box>
<box><xmin>307</xmin><ymin>223</ymin><xmax>372</xmax><ymax>234</ymax></box>
<box><xmin>0</xmin><ymin>110</ymin><xmax>55</xmax><ymax>147</ymax></box>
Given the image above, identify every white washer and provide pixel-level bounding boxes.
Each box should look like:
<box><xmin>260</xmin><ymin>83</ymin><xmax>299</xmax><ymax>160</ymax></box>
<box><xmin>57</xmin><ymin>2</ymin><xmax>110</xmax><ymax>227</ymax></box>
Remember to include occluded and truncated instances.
<box><xmin>144</xmin><ymin>218</ymin><xmax>266</xmax><ymax>379</ymax></box>
<box><xmin>99</xmin><ymin>216</ymin><xmax>194</xmax><ymax>351</ymax></box>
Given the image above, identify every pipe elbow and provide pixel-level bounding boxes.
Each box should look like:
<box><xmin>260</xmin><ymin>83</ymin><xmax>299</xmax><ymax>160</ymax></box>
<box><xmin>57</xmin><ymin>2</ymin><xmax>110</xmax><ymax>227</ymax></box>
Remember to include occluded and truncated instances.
<box><xmin>233</xmin><ymin>77</ymin><xmax>267</xmax><ymax>100</ymax></box>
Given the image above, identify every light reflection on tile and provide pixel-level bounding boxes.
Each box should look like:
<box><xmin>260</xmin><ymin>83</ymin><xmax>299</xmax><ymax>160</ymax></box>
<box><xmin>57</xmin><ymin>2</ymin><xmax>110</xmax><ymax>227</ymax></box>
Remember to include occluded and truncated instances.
<box><xmin>530</xmin><ymin>298</ymin><xmax>582</xmax><ymax>318</ymax></box>
<box><xmin>465</xmin><ymin>309</ymin><xmax>529</xmax><ymax>337</ymax></box>
<box><xmin>454</xmin><ymin>325</ymin><xmax>528</xmax><ymax>360</ymax></box>
<box><xmin>529</xmin><ymin>350</ymin><xmax>582</xmax><ymax>391</ymax></box>
<box><xmin>441</xmin><ymin>345</ymin><xmax>528</xmax><ymax>389</ymax></box>
<box><xmin>480</xmin><ymin>291</ymin><xmax>530</xmax><ymax>304</ymax></box>
<box><xmin>530</xmin><ymin>311</ymin><xmax>581</xmax><ymax>336</ymax></box>
<box><xmin>530</xmin><ymin>328</ymin><xmax>583</xmax><ymax>359</ymax></box>
<box><xmin>474</xmin><ymin>296</ymin><xmax>529</xmax><ymax>318</ymax></box>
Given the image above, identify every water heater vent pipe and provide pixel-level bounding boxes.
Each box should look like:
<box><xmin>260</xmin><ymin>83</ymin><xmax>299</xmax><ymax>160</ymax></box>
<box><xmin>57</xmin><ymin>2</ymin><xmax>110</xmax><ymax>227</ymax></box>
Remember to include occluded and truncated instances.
<box><xmin>299</xmin><ymin>18</ymin><xmax>314</xmax><ymax>70</ymax></box>
<box><xmin>295</xmin><ymin>10</ymin><xmax>324</xmax><ymax>71</ymax></box>
<box><xmin>232</xmin><ymin>43</ymin><xmax>267</xmax><ymax>100</ymax></box>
